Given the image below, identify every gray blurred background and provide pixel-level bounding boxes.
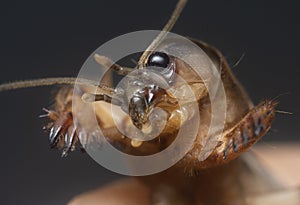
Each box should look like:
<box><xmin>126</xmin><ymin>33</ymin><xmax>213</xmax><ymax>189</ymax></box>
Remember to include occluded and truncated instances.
<box><xmin>1</xmin><ymin>0</ymin><xmax>299</xmax><ymax>204</ymax></box>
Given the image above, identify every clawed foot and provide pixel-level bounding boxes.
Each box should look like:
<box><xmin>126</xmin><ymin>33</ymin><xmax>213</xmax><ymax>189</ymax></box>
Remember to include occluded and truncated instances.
<box><xmin>42</xmin><ymin>109</ymin><xmax>80</xmax><ymax>157</ymax></box>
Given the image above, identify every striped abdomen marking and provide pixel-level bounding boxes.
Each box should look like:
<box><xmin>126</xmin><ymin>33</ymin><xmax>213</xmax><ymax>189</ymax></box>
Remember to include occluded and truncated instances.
<box><xmin>204</xmin><ymin>100</ymin><xmax>277</xmax><ymax>166</ymax></box>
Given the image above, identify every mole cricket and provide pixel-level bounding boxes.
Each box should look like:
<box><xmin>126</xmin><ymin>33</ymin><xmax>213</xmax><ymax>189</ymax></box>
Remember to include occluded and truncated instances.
<box><xmin>1</xmin><ymin>0</ymin><xmax>299</xmax><ymax>204</ymax></box>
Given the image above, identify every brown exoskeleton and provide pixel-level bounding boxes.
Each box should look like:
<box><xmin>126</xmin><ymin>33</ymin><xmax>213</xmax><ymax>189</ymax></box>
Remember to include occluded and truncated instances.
<box><xmin>1</xmin><ymin>0</ymin><xmax>299</xmax><ymax>204</ymax></box>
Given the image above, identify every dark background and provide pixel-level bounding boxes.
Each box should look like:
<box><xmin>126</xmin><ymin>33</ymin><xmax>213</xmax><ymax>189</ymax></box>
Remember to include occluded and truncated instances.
<box><xmin>1</xmin><ymin>0</ymin><xmax>299</xmax><ymax>204</ymax></box>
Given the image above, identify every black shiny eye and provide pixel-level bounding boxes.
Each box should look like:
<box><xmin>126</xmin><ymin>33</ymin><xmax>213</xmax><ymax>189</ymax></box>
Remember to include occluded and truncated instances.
<box><xmin>146</xmin><ymin>52</ymin><xmax>170</xmax><ymax>68</ymax></box>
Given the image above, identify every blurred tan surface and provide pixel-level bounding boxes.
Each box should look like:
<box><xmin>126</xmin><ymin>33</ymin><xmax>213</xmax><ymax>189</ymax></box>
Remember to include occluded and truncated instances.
<box><xmin>252</xmin><ymin>143</ymin><xmax>300</xmax><ymax>188</ymax></box>
<box><xmin>68</xmin><ymin>143</ymin><xmax>300</xmax><ymax>205</ymax></box>
<box><xmin>68</xmin><ymin>179</ymin><xmax>151</xmax><ymax>205</ymax></box>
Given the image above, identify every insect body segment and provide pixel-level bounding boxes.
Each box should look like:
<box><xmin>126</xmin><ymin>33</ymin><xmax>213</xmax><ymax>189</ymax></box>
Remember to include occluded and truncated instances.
<box><xmin>202</xmin><ymin>100</ymin><xmax>277</xmax><ymax>168</ymax></box>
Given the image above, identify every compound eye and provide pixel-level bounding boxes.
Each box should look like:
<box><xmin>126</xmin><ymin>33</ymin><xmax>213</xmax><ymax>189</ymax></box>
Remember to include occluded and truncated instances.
<box><xmin>146</xmin><ymin>52</ymin><xmax>170</xmax><ymax>68</ymax></box>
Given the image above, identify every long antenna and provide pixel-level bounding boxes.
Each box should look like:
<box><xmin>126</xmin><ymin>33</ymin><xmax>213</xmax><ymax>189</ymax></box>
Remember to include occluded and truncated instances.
<box><xmin>0</xmin><ymin>77</ymin><xmax>110</xmax><ymax>92</ymax></box>
<box><xmin>137</xmin><ymin>0</ymin><xmax>188</xmax><ymax>67</ymax></box>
